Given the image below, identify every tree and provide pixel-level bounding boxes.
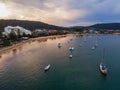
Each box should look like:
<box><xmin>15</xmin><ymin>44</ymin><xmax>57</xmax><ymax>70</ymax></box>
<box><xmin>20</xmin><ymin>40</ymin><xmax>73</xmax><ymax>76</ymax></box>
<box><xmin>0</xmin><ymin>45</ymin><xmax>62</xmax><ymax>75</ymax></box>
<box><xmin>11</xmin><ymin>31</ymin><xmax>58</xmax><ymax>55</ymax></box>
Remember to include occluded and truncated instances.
<box><xmin>3</xmin><ymin>39</ymin><xmax>11</xmax><ymax>46</ymax></box>
<box><xmin>17</xmin><ymin>29</ymin><xmax>22</xmax><ymax>38</ymax></box>
<box><xmin>22</xmin><ymin>32</ymin><xmax>27</xmax><ymax>37</ymax></box>
<box><xmin>9</xmin><ymin>31</ymin><xmax>18</xmax><ymax>41</ymax></box>
<box><xmin>0</xmin><ymin>30</ymin><xmax>3</xmax><ymax>37</ymax></box>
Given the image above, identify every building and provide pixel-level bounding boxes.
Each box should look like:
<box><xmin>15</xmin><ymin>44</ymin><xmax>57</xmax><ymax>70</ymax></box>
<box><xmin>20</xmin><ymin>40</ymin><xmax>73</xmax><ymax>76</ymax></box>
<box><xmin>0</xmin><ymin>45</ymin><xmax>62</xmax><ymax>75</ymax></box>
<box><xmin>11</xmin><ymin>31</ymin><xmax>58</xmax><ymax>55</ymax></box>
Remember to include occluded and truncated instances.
<box><xmin>3</xmin><ymin>26</ymin><xmax>31</xmax><ymax>37</ymax></box>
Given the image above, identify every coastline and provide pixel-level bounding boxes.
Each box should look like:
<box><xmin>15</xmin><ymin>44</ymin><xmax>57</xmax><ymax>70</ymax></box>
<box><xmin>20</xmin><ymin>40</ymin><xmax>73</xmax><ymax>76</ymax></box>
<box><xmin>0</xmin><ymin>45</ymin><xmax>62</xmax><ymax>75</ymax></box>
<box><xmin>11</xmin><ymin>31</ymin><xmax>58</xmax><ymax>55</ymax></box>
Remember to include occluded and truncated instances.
<box><xmin>0</xmin><ymin>34</ymin><xmax>68</xmax><ymax>56</ymax></box>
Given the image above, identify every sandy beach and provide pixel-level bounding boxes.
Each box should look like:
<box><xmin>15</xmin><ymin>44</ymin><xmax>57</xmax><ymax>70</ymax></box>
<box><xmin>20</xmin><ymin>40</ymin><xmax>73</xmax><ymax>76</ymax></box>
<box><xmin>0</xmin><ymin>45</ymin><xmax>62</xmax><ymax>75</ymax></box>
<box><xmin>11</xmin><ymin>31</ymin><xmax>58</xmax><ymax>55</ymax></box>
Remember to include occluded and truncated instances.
<box><xmin>0</xmin><ymin>35</ymin><xmax>68</xmax><ymax>56</ymax></box>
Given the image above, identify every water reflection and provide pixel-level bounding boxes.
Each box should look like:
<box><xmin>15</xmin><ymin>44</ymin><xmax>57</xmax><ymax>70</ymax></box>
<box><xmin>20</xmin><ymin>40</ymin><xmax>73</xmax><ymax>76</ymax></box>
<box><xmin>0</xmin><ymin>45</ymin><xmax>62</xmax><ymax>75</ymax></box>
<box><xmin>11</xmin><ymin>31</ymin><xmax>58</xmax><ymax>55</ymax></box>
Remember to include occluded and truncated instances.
<box><xmin>37</xmin><ymin>38</ymin><xmax>47</xmax><ymax>43</ymax></box>
<box><xmin>18</xmin><ymin>46</ymin><xmax>22</xmax><ymax>52</ymax></box>
<box><xmin>0</xmin><ymin>55</ymin><xmax>2</xmax><ymax>59</ymax></box>
<box><xmin>0</xmin><ymin>35</ymin><xmax>75</xmax><ymax>90</ymax></box>
<box><xmin>12</xmin><ymin>48</ymin><xmax>17</xmax><ymax>54</ymax></box>
<box><xmin>0</xmin><ymin>34</ymin><xmax>120</xmax><ymax>90</ymax></box>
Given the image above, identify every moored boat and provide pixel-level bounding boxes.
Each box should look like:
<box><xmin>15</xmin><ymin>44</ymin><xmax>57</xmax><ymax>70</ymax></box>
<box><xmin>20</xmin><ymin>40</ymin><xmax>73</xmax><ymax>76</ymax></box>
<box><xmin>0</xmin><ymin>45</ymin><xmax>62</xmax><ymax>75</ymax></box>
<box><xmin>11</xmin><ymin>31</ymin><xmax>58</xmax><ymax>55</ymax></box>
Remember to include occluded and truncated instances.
<box><xmin>69</xmin><ymin>47</ymin><xmax>74</xmax><ymax>51</ymax></box>
<box><xmin>44</xmin><ymin>64</ymin><xmax>51</xmax><ymax>72</ymax></box>
<box><xmin>99</xmin><ymin>63</ymin><xmax>107</xmax><ymax>75</ymax></box>
<box><xmin>99</xmin><ymin>48</ymin><xmax>107</xmax><ymax>75</ymax></box>
<box><xmin>79</xmin><ymin>44</ymin><xmax>82</xmax><ymax>47</ymax></box>
<box><xmin>94</xmin><ymin>43</ymin><xmax>98</xmax><ymax>47</ymax></box>
<box><xmin>58</xmin><ymin>43</ymin><xmax>62</xmax><ymax>48</ymax></box>
<box><xmin>69</xmin><ymin>54</ymin><xmax>73</xmax><ymax>58</ymax></box>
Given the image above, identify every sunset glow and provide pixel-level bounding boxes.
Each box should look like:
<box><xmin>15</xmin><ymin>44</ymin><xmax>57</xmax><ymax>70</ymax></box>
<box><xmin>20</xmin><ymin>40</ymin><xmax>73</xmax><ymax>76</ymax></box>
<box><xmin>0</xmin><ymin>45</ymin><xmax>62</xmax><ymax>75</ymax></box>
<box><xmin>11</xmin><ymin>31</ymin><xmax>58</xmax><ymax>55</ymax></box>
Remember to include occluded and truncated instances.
<box><xmin>0</xmin><ymin>3</ymin><xmax>10</xmax><ymax>17</ymax></box>
<box><xmin>0</xmin><ymin>0</ymin><xmax>120</xmax><ymax>26</ymax></box>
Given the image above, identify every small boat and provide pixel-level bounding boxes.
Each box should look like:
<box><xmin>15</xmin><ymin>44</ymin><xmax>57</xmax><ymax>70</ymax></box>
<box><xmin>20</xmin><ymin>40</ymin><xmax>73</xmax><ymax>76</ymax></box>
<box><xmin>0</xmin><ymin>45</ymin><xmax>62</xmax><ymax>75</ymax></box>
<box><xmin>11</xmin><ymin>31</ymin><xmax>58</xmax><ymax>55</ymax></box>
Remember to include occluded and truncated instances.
<box><xmin>58</xmin><ymin>43</ymin><xmax>62</xmax><ymax>48</ymax></box>
<box><xmin>69</xmin><ymin>47</ymin><xmax>74</xmax><ymax>51</ymax></box>
<box><xmin>94</xmin><ymin>43</ymin><xmax>98</xmax><ymax>47</ymax></box>
<box><xmin>99</xmin><ymin>48</ymin><xmax>107</xmax><ymax>75</ymax></box>
<box><xmin>70</xmin><ymin>39</ymin><xmax>73</xmax><ymax>41</ymax></box>
<box><xmin>79</xmin><ymin>44</ymin><xmax>82</xmax><ymax>47</ymax></box>
<box><xmin>69</xmin><ymin>54</ymin><xmax>73</xmax><ymax>58</ymax></box>
<box><xmin>91</xmin><ymin>46</ymin><xmax>95</xmax><ymax>50</ymax></box>
<box><xmin>94</xmin><ymin>39</ymin><xmax>98</xmax><ymax>47</ymax></box>
<box><xmin>44</xmin><ymin>64</ymin><xmax>51</xmax><ymax>72</ymax></box>
<box><xmin>99</xmin><ymin>63</ymin><xmax>107</xmax><ymax>75</ymax></box>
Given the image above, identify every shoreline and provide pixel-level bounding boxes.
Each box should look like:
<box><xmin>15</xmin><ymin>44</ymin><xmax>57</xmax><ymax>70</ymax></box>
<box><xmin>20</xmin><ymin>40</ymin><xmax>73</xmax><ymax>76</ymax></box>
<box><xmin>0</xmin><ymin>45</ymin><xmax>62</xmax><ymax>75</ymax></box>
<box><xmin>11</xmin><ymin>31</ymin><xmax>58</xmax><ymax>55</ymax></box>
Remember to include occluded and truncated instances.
<box><xmin>0</xmin><ymin>34</ymin><xmax>68</xmax><ymax>56</ymax></box>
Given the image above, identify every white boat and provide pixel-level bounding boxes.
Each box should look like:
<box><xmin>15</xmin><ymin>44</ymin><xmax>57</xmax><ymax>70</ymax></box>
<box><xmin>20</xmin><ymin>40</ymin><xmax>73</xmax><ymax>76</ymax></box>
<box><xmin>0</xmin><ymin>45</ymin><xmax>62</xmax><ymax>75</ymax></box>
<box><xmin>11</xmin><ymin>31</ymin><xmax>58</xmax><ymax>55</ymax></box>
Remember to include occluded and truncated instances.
<box><xmin>94</xmin><ymin>39</ymin><xmax>98</xmax><ymax>47</ymax></box>
<box><xmin>99</xmin><ymin>49</ymin><xmax>107</xmax><ymax>75</ymax></box>
<box><xmin>69</xmin><ymin>47</ymin><xmax>74</xmax><ymax>51</ymax></box>
<box><xmin>58</xmin><ymin>43</ymin><xmax>62</xmax><ymax>48</ymax></box>
<box><xmin>69</xmin><ymin>54</ymin><xmax>73</xmax><ymax>58</ymax></box>
<box><xmin>44</xmin><ymin>64</ymin><xmax>51</xmax><ymax>71</ymax></box>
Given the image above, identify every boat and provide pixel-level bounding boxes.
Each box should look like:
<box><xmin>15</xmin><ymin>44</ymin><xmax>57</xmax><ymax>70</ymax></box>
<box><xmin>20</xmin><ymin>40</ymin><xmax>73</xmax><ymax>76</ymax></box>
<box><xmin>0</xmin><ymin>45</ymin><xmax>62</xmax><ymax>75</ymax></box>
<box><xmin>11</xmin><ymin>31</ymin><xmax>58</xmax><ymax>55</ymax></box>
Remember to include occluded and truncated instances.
<box><xmin>99</xmin><ymin>63</ymin><xmax>107</xmax><ymax>75</ymax></box>
<box><xmin>94</xmin><ymin>39</ymin><xmax>98</xmax><ymax>47</ymax></box>
<box><xmin>44</xmin><ymin>64</ymin><xmax>51</xmax><ymax>72</ymax></box>
<box><xmin>70</xmin><ymin>39</ymin><xmax>73</xmax><ymax>41</ymax></box>
<box><xmin>69</xmin><ymin>54</ymin><xmax>73</xmax><ymax>58</ymax></box>
<box><xmin>58</xmin><ymin>43</ymin><xmax>62</xmax><ymax>48</ymax></box>
<box><xmin>94</xmin><ymin>40</ymin><xmax>98</xmax><ymax>47</ymax></box>
<box><xmin>79</xmin><ymin>44</ymin><xmax>82</xmax><ymax>47</ymax></box>
<box><xmin>99</xmin><ymin>49</ymin><xmax>107</xmax><ymax>75</ymax></box>
<box><xmin>91</xmin><ymin>46</ymin><xmax>95</xmax><ymax>50</ymax></box>
<box><xmin>69</xmin><ymin>47</ymin><xmax>74</xmax><ymax>51</ymax></box>
<box><xmin>94</xmin><ymin>43</ymin><xmax>98</xmax><ymax>47</ymax></box>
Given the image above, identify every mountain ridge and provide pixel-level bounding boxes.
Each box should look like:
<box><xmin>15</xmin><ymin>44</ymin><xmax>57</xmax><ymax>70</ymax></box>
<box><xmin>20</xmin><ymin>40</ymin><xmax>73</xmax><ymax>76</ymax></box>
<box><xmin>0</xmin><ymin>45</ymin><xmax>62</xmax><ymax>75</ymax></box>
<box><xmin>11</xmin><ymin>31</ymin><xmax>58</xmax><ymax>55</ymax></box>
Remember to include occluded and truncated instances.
<box><xmin>0</xmin><ymin>19</ymin><xmax>120</xmax><ymax>31</ymax></box>
<box><xmin>0</xmin><ymin>19</ymin><xmax>67</xmax><ymax>31</ymax></box>
<box><xmin>87</xmin><ymin>23</ymin><xmax>120</xmax><ymax>30</ymax></box>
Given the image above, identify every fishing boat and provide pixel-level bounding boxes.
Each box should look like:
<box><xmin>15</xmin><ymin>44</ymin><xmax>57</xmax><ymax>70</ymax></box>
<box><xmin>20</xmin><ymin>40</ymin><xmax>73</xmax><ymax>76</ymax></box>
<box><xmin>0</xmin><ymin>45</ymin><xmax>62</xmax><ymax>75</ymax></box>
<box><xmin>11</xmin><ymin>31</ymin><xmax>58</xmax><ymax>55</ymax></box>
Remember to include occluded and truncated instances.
<box><xmin>44</xmin><ymin>64</ymin><xmax>51</xmax><ymax>72</ymax></box>
<box><xmin>99</xmin><ymin>49</ymin><xmax>107</xmax><ymax>75</ymax></box>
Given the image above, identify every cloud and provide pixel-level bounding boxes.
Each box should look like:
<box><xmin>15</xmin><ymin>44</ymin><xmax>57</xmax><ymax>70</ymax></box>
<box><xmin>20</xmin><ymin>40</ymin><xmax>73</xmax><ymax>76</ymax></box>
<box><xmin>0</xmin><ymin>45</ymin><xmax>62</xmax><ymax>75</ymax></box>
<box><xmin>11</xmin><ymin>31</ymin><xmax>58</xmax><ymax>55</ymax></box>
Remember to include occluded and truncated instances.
<box><xmin>1</xmin><ymin>0</ymin><xmax>120</xmax><ymax>26</ymax></box>
<box><xmin>0</xmin><ymin>0</ymin><xmax>89</xmax><ymax>26</ymax></box>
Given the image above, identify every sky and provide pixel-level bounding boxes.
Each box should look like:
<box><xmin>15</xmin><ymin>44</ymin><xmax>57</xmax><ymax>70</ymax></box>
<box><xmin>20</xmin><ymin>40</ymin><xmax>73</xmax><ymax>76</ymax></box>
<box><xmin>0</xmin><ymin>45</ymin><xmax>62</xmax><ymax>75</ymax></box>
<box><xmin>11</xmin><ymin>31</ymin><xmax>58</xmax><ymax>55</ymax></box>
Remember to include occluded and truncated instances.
<box><xmin>0</xmin><ymin>0</ymin><xmax>120</xmax><ymax>26</ymax></box>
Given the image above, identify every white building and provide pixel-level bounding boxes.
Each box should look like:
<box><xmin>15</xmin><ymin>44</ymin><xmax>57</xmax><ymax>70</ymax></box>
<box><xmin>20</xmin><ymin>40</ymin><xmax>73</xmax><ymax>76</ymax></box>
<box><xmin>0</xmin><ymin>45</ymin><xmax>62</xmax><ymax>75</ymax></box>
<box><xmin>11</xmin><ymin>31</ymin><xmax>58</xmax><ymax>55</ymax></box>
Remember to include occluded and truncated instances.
<box><xmin>3</xmin><ymin>26</ymin><xmax>31</xmax><ymax>36</ymax></box>
<box><xmin>32</xmin><ymin>29</ymin><xmax>48</xmax><ymax>36</ymax></box>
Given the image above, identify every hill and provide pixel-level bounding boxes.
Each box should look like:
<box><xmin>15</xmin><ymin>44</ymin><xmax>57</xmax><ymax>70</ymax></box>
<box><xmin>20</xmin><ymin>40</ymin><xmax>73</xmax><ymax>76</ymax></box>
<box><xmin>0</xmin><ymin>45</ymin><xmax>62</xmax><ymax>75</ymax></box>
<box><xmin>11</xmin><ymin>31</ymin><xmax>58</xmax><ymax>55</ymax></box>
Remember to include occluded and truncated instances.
<box><xmin>0</xmin><ymin>19</ymin><xmax>67</xmax><ymax>31</ymax></box>
<box><xmin>70</xmin><ymin>23</ymin><xmax>120</xmax><ymax>30</ymax></box>
<box><xmin>87</xmin><ymin>23</ymin><xmax>120</xmax><ymax>30</ymax></box>
<box><xmin>1</xmin><ymin>20</ymin><xmax>120</xmax><ymax>31</ymax></box>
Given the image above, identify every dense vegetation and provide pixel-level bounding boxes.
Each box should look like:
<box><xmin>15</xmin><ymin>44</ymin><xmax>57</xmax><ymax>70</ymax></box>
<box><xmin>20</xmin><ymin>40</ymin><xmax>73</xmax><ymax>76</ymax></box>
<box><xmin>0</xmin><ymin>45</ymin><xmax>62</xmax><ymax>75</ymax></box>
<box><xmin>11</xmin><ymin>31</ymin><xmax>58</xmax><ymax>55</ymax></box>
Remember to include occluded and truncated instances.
<box><xmin>69</xmin><ymin>23</ymin><xmax>120</xmax><ymax>30</ymax></box>
<box><xmin>0</xmin><ymin>19</ymin><xmax>120</xmax><ymax>47</ymax></box>
<box><xmin>0</xmin><ymin>19</ymin><xmax>120</xmax><ymax>31</ymax></box>
<box><xmin>0</xmin><ymin>19</ymin><xmax>68</xmax><ymax>31</ymax></box>
<box><xmin>87</xmin><ymin>23</ymin><xmax>120</xmax><ymax>30</ymax></box>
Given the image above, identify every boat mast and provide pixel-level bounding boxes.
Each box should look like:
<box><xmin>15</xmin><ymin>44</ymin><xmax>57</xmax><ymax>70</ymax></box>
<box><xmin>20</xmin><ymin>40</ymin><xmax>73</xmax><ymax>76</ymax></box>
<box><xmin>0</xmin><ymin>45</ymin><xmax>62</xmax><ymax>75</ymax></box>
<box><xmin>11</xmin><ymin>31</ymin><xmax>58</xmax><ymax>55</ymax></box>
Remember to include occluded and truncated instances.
<box><xmin>102</xmin><ymin>48</ymin><xmax>105</xmax><ymax>63</ymax></box>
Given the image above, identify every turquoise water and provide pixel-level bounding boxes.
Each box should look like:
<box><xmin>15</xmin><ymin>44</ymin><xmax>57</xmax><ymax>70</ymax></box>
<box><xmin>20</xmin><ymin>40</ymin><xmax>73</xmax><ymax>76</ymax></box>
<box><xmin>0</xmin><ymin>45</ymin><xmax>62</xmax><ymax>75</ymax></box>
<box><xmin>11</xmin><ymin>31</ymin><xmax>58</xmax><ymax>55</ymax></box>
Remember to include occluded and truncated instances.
<box><xmin>0</xmin><ymin>34</ymin><xmax>120</xmax><ymax>90</ymax></box>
